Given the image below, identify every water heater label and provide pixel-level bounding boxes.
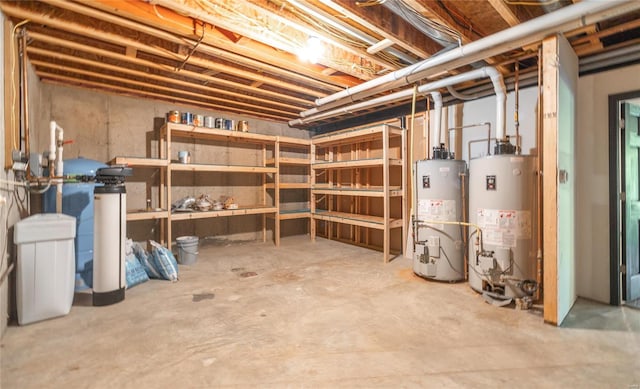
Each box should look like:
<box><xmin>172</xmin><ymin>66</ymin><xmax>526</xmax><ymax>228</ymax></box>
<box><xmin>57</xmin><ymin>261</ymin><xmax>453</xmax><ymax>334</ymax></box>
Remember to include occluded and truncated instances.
<box><xmin>476</xmin><ymin>208</ymin><xmax>531</xmax><ymax>247</ymax></box>
<box><xmin>418</xmin><ymin>199</ymin><xmax>456</xmax><ymax>230</ymax></box>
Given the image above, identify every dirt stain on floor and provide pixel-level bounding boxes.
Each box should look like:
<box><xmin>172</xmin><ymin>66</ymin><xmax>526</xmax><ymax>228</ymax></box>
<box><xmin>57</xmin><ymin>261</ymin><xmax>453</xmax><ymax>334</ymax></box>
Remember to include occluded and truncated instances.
<box><xmin>192</xmin><ymin>293</ymin><xmax>215</xmax><ymax>302</ymax></box>
<box><xmin>270</xmin><ymin>270</ymin><xmax>303</xmax><ymax>283</ymax></box>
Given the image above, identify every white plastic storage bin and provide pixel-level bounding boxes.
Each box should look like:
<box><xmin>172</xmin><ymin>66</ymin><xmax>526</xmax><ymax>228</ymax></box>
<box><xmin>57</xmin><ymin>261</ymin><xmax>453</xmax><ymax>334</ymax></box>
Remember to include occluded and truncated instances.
<box><xmin>14</xmin><ymin>213</ymin><xmax>76</xmax><ymax>325</ymax></box>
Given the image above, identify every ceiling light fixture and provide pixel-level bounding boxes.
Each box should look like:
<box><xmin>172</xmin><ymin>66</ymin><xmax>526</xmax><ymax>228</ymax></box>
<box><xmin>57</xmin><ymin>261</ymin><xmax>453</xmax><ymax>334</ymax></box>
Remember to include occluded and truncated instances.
<box><xmin>298</xmin><ymin>36</ymin><xmax>324</xmax><ymax>64</ymax></box>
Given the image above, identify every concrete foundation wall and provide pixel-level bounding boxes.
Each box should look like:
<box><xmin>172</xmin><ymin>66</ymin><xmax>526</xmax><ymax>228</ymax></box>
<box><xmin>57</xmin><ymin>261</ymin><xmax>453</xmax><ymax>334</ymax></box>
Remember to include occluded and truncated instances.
<box><xmin>30</xmin><ymin>83</ymin><xmax>311</xmax><ymax>245</ymax></box>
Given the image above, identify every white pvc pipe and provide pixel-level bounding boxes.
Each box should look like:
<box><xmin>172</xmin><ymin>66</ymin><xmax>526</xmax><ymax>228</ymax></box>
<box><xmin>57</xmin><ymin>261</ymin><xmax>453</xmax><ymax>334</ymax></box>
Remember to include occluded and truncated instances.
<box><xmin>306</xmin><ymin>0</ymin><xmax>639</xmax><ymax>115</ymax></box>
<box><xmin>289</xmin><ymin>67</ymin><xmax>505</xmax><ymax>128</ymax></box>
<box><xmin>56</xmin><ymin>124</ymin><xmax>64</xmax><ymax>178</ymax></box>
<box><xmin>484</xmin><ymin>67</ymin><xmax>507</xmax><ymax>140</ymax></box>
<box><xmin>49</xmin><ymin>121</ymin><xmax>57</xmax><ymax>179</ymax></box>
<box><xmin>430</xmin><ymin>92</ymin><xmax>443</xmax><ymax>149</ymax></box>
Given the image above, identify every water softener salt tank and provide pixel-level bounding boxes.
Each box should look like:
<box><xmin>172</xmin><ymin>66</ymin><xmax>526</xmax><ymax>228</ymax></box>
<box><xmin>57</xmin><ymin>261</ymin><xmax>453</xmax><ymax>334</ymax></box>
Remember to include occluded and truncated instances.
<box><xmin>44</xmin><ymin>158</ymin><xmax>107</xmax><ymax>291</ymax></box>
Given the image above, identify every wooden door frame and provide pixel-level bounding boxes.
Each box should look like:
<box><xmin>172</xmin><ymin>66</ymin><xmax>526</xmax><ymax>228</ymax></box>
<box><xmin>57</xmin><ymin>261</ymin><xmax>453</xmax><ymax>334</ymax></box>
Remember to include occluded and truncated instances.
<box><xmin>608</xmin><ymin>90</ymin><xmax>640</xmax><ymax>305</ymax></box>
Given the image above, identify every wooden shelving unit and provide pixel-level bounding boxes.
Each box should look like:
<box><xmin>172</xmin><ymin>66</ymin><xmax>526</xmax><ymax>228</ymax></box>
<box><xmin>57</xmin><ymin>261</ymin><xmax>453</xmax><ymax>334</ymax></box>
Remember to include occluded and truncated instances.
<box><xmin>311</xmin><ymin>123</ymin><xmax>406</xmax><ymax>262</ymax></box>
<box><xmin>160</xmin><ymin>123</ymin><xmax>278</xmax><ymax>249</ymax></box>
<box><xmin>268</xmin><ymin>136</ymin><xmax>312</xmax><ymax>246</ymax></box>
<box><xmin>113</xmin><ymin>122</ymin><xmax>405</xmax><ymax>258</ymax></box>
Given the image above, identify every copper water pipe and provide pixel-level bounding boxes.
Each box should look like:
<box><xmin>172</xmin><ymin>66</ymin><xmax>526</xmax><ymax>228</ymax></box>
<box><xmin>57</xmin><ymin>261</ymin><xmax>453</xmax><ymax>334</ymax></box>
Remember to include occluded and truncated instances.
<box><xmin>19</xmin><ymin>29</ymin><xmax>31</xmax><ymax>177</ymax></box>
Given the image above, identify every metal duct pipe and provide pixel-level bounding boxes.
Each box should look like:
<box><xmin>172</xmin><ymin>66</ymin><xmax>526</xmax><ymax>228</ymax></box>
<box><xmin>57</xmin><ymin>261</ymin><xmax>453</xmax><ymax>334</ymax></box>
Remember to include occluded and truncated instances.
<box><xmin>431</xmin><ymin>91</ymin><xmax>443</xmax><ymax>148</ymax></box>
<box><xmin>579</xmin><ymin>44</ymin><xmax>640</xmax><ymax>73</ymax></box>
<box><xmin>305</xmin><ymin>0</ymin><xmax>640</xmax><ymax>116</ymax></box>
<box><xmin>290</xmin><ymin>67</ymin><xmax>506</xmax><ymax>139</ymax></box>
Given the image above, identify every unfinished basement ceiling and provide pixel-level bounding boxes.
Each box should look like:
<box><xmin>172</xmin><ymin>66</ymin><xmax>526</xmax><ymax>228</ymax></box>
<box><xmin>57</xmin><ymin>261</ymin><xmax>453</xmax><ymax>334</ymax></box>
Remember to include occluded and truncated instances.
<box><xmin>1</xmin><ymin>0</ymin><xmax>640</xmax><ymax>129</ymax></box>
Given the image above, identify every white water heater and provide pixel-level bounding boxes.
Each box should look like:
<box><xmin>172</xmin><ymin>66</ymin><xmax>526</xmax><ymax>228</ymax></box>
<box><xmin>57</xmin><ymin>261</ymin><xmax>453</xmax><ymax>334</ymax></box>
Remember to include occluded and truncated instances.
<box><xmin>93</xmin><ymin>166</ymin><xmax>132</xmax><ymax>306</ymax></box>
<box><xmin>468</xmin><ymin>154</ymin><xmax>537</xmax><ymax>299</ymax></box>
<box><xmin>413</xmin><ymin>159</ymin><xmax>467</xmax><ymax>281</ymax></box>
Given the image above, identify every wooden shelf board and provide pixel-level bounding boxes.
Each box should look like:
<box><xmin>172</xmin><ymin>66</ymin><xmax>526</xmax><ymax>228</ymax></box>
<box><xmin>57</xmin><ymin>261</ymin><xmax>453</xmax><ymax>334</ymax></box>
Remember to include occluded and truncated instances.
<box><xmin>312</xmin><ymin>124</ymin><xmax>403</xmax><ymax>146</ymax></box>
<box><xmin>312</xmin><ymin>210</ymin><xmax>401</xmax><ymax>230</ymax></box>
<box><xmin>126</xmin><ymin>209</ymin><xmax>168</xmax><ymax>221</ymax></box>
<box><xmin>110</xmin><ymin>156</ymin><xmax>167</xmax><ymax>167</ymax></box>
<box><xmin>279</xmin><ymin>182</ymin><xmax>311</xmax><ymax>189</ymax></box>
<box><xmin>171</xmin><ymin>205</ymin><xmax>277</xmax><ymax>220</ymax></box>
<box><xmin>312</xmin><ymin>186</ymin><xmax>402</xmax><ymax>197</ymax></box>
<box><xmin>277</xmin><ymin>136</ymin><xmax>311</xmax><ymax>146</ymax></box>
<box><xmin>266</xmin><ymin>182</ymin><xmax>310</xmax><ymax>189</ymax></box>
<box><xmin>279</xmin><ymin>209</ymin><xmax>312</xmax><ymax>220</ymax></box>
<box><xmin>312</xmin><ymin>158</ymin><xmax>401</xmax><ymax>169</ymax></box>
<box><xmin>279</xmin><ymin>157</ymin><xmax>311</xmax><ymax>165</ymax></box>
<box><xmin>164</xmin><ymin>123</ymin><xmax>276</xmax><ymax>143</ymax></box>
<box><xmin>170</xmin><ymin>163</ymin><xmax>276</xmax><ymax>173</ymax></box>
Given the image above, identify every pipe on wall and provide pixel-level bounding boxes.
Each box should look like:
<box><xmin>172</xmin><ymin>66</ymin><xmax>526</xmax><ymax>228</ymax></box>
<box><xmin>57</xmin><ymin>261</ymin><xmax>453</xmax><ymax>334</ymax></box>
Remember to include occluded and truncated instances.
<box><xmin>302</xmin><ymin>0</ymin><xmax>640</xmax><ymax>117</ymax></box>
<box><xmin>430</xmin><ymin>91</ymin><xmax>443</xmax><ymax>149</ymax></box>
<box><xmin>291</xmin><ymin>67</ymin><xmax>507</xmax><ymax>141</ymax></box>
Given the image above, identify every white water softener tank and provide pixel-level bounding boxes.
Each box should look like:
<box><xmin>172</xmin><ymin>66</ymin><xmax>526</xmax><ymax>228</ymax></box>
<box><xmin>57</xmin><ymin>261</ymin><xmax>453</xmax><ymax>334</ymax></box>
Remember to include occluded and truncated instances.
<box><xmin>93</xmin><ymin>166</ymin><xmax>132</xmax><ymax>306</ymax></box>
<box><xmin>413</xmin><ymin>159</ymin><xmax>467</xmax><ymax>281</ymax></box>
<box><xmin>468</xmin><ymin>154</ymin><xmax>537</xmax><ymax>299</ymax></box>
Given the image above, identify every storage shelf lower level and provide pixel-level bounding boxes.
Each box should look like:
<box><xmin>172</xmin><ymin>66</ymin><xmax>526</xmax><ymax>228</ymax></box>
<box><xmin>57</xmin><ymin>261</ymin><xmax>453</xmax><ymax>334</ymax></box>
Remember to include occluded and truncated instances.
<box><xmin>126</xmin><ymin>209</ymin><xmax>168</xmax><ymax>221</ymax></box>
<box><xmin>171</xmin><ymin>205</ymin><xmax>277</xmax><ymax>221</ymax></box>
<box><xmin>279</xmin><ymin>209</ymin><xmax>311</xmax><ymax>220</ymax></box>
<box><xmin>313</xmin><ymin>210</ymin><xmax>403</xmax><ymax>230</ymax></box>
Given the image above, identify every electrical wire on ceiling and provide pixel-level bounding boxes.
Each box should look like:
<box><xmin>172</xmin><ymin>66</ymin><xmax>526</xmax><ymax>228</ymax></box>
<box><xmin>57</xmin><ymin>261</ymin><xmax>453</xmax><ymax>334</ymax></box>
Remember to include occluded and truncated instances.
<box><xmin>503</xmin><ymin>0</ymin><xmax>562</xmax><ymax>6</ymax></box>
<box><xmin>357</xmin><ymin>0</ymin><xmax>462</xmax><ymax>47</ymax></box>
<box><xmin>384</xmin><ymin>0</ymin><xmax>462</xmax><ymax>47</ymax></box>
<box><xmin>436</xmin><ymin>0</ymin><xmax>479</xmax><ymax>38</ymax></box>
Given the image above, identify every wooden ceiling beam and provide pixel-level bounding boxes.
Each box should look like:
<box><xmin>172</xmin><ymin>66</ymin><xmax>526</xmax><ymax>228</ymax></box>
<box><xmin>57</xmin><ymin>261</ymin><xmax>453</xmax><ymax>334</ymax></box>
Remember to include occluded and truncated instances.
<box><xmin>0</xmin><ymin>2</ymin><xmax>326</xmax><ymax>100</ymax></box>
<box><xmin>37</xmin><ymin>72</ymin><xmax>291</xmax><ymax>121</ymax></box>
<box><xmin>30</xmin><ymin>59</ymin><xmax>299</xmax><ymax>117</ymax></box>
<box><xmin>326</xmin><ymin>0</ymin><xmax>439</xmax><ymax>59</ymax></box>
<box><xmin>570</xmin><ymin>17</ymin><xmax>640</xmax><ymax>45</ymax></box>
<box><xmin>27</xmin><ymin>30</ymin><xmax>312</xmax><ymax>109</ymax></box>
<box><xmin>21</xmin><ymin>1</ymin><xmax>328</xmax><ymax>98</ymax></box>
<box><xmin>487</xmin><ymin>0</ymin><xmax>521</xmax><ymax>27</ymax></box>
<box><xmin>42</xmin><ymin>0</ymin><xmax>355</xmax><ymax>90</ymax></box>
<box><xmin>152</xmin><ymin>0</ymin><xmax>396</xmax><ymax>79</ymax></box>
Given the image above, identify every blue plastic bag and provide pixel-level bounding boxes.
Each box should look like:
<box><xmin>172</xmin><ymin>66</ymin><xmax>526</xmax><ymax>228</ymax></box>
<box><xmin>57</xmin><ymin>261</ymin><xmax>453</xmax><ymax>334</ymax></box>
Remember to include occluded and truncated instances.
<box><xmin>133</xmin><ymin>242</ymin><xmax>161</xmax><ymax>279</ymax></box>
<box><xmin>149</xmin><ymin>240</ymin><xmax>179</xmax><ymax>282</ymax></box>
<box><xmin>126</xmin><ymin>240</ymin><xmax>149</xmax><ymax>288</ymax></box>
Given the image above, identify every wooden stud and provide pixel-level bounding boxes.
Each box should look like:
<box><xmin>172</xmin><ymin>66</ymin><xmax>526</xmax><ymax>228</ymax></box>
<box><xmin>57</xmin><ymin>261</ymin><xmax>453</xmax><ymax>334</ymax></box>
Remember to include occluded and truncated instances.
<box><xmin>542</xmin><ymin>35</ymin><xmax>559</xmax><ymax>326</ymax></box>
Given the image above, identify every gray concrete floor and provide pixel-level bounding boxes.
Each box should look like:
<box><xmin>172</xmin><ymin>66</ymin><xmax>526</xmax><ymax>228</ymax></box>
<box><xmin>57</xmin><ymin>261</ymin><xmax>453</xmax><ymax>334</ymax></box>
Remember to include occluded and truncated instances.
<box><xmin>2</xmin><ymin>235</ymin><xmax>640</xmax><ymax>388</ymax></box>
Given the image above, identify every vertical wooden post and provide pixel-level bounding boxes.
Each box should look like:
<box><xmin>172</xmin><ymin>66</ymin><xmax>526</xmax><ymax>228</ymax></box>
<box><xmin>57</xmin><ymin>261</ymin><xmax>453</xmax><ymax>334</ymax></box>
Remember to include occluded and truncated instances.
<box><xmin>274</xmin><ymin>140</ymin><xmax>280</xmax><ymax>246</ymax></box>
<box><xmin>310</xmin><ymin>142</ymin><xmax>317</xmax><ymax>242</ymax></box>
<box><xmin>401</xmin><ymin>124</ymin><xmax>407</xmax><ymax>257</ymax></box>
<box><xmin>165</xmin><ymin>124</ymin><xmax>173</xmax><ymax>250</ymax></box>
<box><xmin>383</xmin><ymin>125</ymin><xmax>390</xmax><ymax>262</ymax></box>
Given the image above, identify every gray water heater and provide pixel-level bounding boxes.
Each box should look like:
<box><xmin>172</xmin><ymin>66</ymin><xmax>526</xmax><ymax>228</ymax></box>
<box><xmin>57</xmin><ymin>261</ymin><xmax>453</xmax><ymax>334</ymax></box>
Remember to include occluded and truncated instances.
<box><xmin>468</xmin><ymin>155</ymin><xmax>537</xmax><ymax>299</ymax></box>
<box><xmin>413</xmin><ymin>159</ymin><xmax>467</xmax><ymax>281</ymax></box>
